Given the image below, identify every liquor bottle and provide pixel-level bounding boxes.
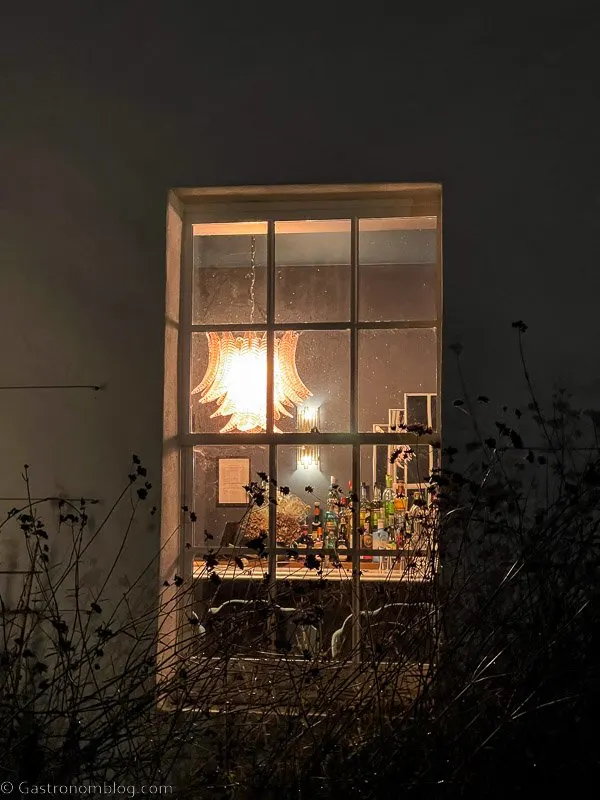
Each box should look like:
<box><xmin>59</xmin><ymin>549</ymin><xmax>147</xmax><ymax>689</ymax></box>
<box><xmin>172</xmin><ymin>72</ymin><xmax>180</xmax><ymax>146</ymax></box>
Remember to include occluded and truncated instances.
<box><xmin>337</xmin><ymin>510</ymin><xmax>349</xmax><ymax>559</ymax></box>
<box><xmin>345</xmin><ymin>480</ymin><xmax>354</xmax><ymax>540</ymax></box>
<box><xmin>374</xmin><ymin>519</ymin><xmax>386</xmax><ymax>563</ymax></box>
<box><xmin>371</xmin><ymin>484</ymin><xmax>383</xmax><ymax>529</ymax></box>
<box><xmin>325</xmin><ymin>525</ymin><xmax>337</xmax><ymax>550</ymax></box>
<box><xmin>394</xmin><ymin>482</ymin><xmax>407</xmax><ymax>514</ymax></box>
<box><xmin>359</xmin><ymin>482</ymin><xmax>369</xmax><ymax>529</ymax></box>
<box><xmin>382</xmin><ymin>474</ymin><xmax>395</xmax><ymax>527</ymax></box>
<box><xmin>315</xmin><ymin>524</ymin><xmax>324</xmax><ymax>550</ymax></box>
<box><xmin>357</xmin><ymin>483</ymin><xmax>371</xmax><ymax>561</ymax></box>
<box><xmin>296</xmin><ymin>522</ymin><xmax>313</xmax><ymax>560</ymax></box>
<box><xmin>407</xmin><ymin>492</ymin><xmax>424</xmax><ymax>546</ymax></box>
<box><xmin>325</xmin><ymin>475</ymin><xmax>339</xmax><ymax>541</ymax></box>
<box><xmin>327</xmin><ymin>475</ymin><xmax>340</xmax><ymax>504</ymax></box>
<box><xmin>312</xmin><ymin>502</ymin><xmax>323</xmax><ymax>536</ymax></box>
<box><xmin>361</xmin><ymin>519</ymin><xmax>373</xmax><ymax>562</ymax></box>
<box><xmin>338</xmin><ymin>495</ymin><xmax>349</xmax><ymax>547</ymax></box>
<box><xmin>393</xmin><ymin>482</ymin><xmax>406</xmax><ymax>546</ymax></box>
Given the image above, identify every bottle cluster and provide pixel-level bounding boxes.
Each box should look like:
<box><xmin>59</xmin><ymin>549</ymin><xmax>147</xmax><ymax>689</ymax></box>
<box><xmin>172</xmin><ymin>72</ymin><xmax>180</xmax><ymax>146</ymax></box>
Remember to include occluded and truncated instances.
<box><xmin>293</xmin><ymin>474</ymin><xmax>429</xmax><ymax>566</ymax></box>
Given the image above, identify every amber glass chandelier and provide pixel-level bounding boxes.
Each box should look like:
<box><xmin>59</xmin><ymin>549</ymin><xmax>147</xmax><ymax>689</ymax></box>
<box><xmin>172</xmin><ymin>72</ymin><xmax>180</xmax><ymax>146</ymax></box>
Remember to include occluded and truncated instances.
<box><xmin>192</xmin><ymin>233</ymin><xmax>312</xmax><ymax>432</ymax></box>
<box><xmin>192</xmin><ymin>330</ymin><xmax>311</xmax><ymax>433</ymax></box>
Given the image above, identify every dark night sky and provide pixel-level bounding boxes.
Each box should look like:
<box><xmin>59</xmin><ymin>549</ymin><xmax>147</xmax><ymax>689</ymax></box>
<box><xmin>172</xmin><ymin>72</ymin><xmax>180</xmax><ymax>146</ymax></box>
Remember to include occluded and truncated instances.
<box><xmin>2</xmin><ymin>1</ymin><xmax>600</xmax><ymax>477</ymax></box>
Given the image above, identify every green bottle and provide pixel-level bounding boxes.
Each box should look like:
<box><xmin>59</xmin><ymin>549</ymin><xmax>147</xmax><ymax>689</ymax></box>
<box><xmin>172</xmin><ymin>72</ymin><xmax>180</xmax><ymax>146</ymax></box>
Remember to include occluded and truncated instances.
<box><xmin>382</xmin><ymin>473</ymin><xmax>395</xmax><ymax>527</ymax></box>
<box><xmin>325</xmin><ymin>475</ymin><xmax>339</xmax><ymax>543</ymax></box>
<box><xmin>371</xmin><ymin>484</ymin><xmax>383</xmax><ymax>529</ymax></box>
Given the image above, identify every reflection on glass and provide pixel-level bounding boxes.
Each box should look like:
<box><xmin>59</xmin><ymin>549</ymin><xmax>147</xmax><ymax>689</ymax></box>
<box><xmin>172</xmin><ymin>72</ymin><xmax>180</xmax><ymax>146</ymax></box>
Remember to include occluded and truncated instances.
<box><xmin>359</xmin><ymin>217</ymin><xmax>437</xmax><ymax>322</ymax></box>
<box><xmin>358</xmin><ymin>328</ymin><xmax>437</xmax><ymax>433</ymax></box>
<box><xmin>192</xmin><ymin>222</ymin><xmax>267</xmax><ymax>325</ymax></box>
<box><xmin>275</xmin><ymin>220</ymin><xmax>351</xmax><ymax>323</ymax></box>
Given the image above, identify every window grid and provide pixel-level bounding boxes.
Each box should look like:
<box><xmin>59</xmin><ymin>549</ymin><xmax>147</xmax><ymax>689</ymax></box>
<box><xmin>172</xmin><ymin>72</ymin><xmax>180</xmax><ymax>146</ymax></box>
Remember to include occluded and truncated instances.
<box><xmin>180</xmin><ymin>208</ymin><xmax>441</xmax><ymax>657</ymax></box>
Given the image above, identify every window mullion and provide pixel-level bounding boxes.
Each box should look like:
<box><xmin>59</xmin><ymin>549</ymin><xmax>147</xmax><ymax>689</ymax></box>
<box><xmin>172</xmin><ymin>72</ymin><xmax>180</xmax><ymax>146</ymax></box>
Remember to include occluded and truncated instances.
<box><xmin>266</xmin><ymin>221</ymin><xmax>277</xmax><ymax>605</ymax></box>
<box><xmin>179</xmin><ymin>223</ymin><xmax>194</xmax><ymax>645</ymax></box>
<box><xmin>180</xmin><ymin>222</ymin><xmax>194</xmax><ymax>438</ymax></box>
<box><xmin>350</xmin><ymin>217</ymin><xmax>358</xmax><ymax>434</ymax></box>
<box><xmin>350</xmin><ymin>217</ymin><xmax>361</xmax><ymax>663</ymax></box>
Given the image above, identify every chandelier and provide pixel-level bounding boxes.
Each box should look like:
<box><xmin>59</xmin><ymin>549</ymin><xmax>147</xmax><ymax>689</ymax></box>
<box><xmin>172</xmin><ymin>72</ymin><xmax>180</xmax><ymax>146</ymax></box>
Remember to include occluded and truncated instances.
<box><xmin>192</xmin><ymin>330</ymin><xmax>312</xmax><ymax>433</ymax></box>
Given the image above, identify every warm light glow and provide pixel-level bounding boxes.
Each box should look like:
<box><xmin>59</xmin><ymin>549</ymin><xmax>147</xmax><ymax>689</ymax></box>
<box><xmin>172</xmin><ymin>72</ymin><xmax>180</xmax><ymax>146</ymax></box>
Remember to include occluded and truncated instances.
<box><xmin>192</xmin><ymin>331</ymin><xmax>311</xmax><ymax>433</ymax></box>
<box><xmin>296</xmin><ymin>405</ymin><xmax>320</xmax><ymax>469</ymax></box>
<box><xmin>297</xmin><ymin>446</ymin><xmax>320</xmax><ymax>470</ymax></box>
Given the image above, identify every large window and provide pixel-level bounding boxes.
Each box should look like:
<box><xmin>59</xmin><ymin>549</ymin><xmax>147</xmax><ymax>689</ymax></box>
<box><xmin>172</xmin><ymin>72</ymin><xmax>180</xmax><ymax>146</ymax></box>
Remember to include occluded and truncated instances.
<box><xmin>162</xmin><ymin>184</ymin><xmax>442</xmax><ymax>668</ymax></box>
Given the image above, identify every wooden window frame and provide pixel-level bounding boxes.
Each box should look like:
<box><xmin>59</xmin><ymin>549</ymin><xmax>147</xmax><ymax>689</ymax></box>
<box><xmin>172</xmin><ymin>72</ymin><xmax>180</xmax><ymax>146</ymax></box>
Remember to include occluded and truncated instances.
<box><xmin>161</xmin><ymin>183</ymin><xmax>443</xmax><ymax>663</ymax></box>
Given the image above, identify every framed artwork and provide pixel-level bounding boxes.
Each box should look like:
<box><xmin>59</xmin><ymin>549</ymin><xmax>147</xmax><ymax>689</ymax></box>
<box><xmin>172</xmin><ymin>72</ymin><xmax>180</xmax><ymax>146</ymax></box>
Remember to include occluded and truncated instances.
<box><xmin>217</xmin><ymin>457</ymin><xmax>250</xmax><ymax>506</ymax></box>
<box><xmin>404</xmin><ymin>393</ymin><xmax>437</xmax><ymax>430</ymax></box>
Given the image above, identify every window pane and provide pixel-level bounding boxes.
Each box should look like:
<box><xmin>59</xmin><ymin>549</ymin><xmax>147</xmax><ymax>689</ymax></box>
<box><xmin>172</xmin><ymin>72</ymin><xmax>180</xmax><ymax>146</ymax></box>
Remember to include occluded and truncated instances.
<box><xmin>275</xmin><ymin>220</ymin><xmax>351</xmax><ymax>323</ymax></box>
<box><xmin>273</xmin><ymin>329</ymin><xmax>350</xmax><ymax>433</ymax></box>
<box><xmin>192</xmin><ymin>222</ymin><xmax>267</xmax><ymax>325</ymax></box>
<box><xmin>191</xmin><ymin>330</ymin><xmax>268</xmax><ymax>433</ymax></box>
<box><xmin>191</xmin><ymin>444</ymin><xmax>274</xmax><ymax>656</ymax></box>
<box><xmin>192</xmin><ymin>445</ymin><xmax>269</xmax><ymax>552</ymax></box>
<box><xmin>274</xmin><ymin>446</ymin><xmax>353</xmax><ymax>658</ymax></box>
<box><xmin>359</xmin><ymin>446</ymin><xmax>436</xmax><ymax>584</ymax></box>
<box><xmin>358</xmin><ymin>328</ymin><xmax>437</xmax><ymax>433</ymax></box>
<box><xmin>275</xmin><ymin>444</ymin><xmax>354</xmax><ymax>559</ymax></box>
<box><xmin>359</xmin><ymin>217</ymin><xmax>437</xmax><ymax>322</ymax></box>
<box><xmin>191</xmin><ymin>329</ymin><xmax>349</xmax><ymax>433</ymax></box>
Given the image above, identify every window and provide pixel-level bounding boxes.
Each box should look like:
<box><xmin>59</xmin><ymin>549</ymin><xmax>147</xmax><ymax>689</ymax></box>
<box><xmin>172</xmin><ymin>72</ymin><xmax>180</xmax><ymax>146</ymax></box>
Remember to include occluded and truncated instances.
<box><xmin>162</xmin><ymin>184</ymin><xmax>442</xmax><ymax>675</ymax></box>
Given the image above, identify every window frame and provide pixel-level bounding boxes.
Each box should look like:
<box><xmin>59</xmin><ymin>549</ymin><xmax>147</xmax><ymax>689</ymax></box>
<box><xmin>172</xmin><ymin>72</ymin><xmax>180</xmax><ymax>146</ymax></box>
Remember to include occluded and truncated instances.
<box><xmin>164</xmin><ymin>184</ymin><xmax>443</xmax><ymax>662</ymax></box>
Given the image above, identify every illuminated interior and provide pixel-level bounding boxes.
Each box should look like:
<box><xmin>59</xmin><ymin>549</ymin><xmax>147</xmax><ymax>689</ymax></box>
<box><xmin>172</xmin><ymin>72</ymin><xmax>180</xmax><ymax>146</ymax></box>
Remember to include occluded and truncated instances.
<box><xmin>181</xmin><ymin>190</ymin><xmax>442</xmax><ymax>661</ymax></box>
<box><xmin>192</xmin><ymin>330</ymin><xmax>311</xmax><ymax>432</ymax></box>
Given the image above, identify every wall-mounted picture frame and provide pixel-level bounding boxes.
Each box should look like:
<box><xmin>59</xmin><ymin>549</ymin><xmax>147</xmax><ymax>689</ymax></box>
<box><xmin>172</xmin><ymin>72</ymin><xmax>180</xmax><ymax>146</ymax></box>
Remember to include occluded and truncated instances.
<box><xmin>217</xmin><ymin>457</ymin><xmax>250</xmax><ymax>506</ymax></box>
<box><xmin>404</xmin><ymin>393</ymin><xmax>437</xmax><ymax>430</ymax></box>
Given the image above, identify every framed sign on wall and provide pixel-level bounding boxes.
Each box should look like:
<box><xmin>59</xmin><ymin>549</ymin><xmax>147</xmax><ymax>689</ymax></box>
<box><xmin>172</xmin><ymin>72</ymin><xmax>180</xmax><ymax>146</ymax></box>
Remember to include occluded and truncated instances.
<box><xmin>217</xmin><ymin>457</ymin><xmax>250</xmax><ymax>506</ymax></box>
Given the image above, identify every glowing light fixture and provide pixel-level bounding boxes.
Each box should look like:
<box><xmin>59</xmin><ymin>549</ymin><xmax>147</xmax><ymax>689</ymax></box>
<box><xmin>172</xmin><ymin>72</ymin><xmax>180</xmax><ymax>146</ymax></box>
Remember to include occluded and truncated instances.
<box><xmin>192</xmin><ymin>331</ymin><xmax>312</xmax><ymax>433</ymax></box>
<box><xmin>296</xmin><ymin>405</ymin><xmax>320</xmax><ymax>470</ymax></box>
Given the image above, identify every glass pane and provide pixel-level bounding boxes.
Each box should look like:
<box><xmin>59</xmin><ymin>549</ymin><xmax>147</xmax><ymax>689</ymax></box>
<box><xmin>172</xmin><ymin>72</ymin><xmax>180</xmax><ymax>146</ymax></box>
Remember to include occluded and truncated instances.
<box><xmin>359</xmin><ymin>446</ymin><xmax>436</xmax><ymax>584</ymax></box>
<box><xmin>273</xmin><ymin>329</ymin><xmax>350</xmax><ymax>433</ymax></box>
<box><xmin>192</xmin><ymin>444</ymin><xmax>274</xmax><ymax>636</ymax></box>
<box><xmin>192</xmin><ymin>445</ymin><xmax>278</xmax><ymax>663</ymax></box>
<box><xmin>192</xmin><ymin>445</ymin><xmax>269</xmax><ymax>553</ymax></box>
<box><xmin>275</xmin><ymin>220</ymin><xmax>351</xmax><ymax>323</ymax></box>
<box><xmin>275</xmin><ymin>446</ymin><xmax>353</xmax><ymax>658</ymax></box>
<box><xmin>358</xmin><ymin>328</ymin><xmax>437</xmax><ymax>433</ymax></box>
<box><xmin>275</xmin><ymin>444</ymin><xmax>354</xmax><ymax>560</ymax></box>
<box><xmin>191</xmin><ymin>329</ymin><xmax>349</xmax><ymax>433</ymax></box>
<box><xmin>359</xmin><ymin>217</ymin><xmax>437</xmax><ymax>322</ymax></box>
<box><xmin>191</xmin><ymin>330</ymin><xmax>268</xmax><ymax>433</ymax></box>
<box><xmin>403</xmin><ymin>444</ymin><xmax>437</xmax><ymax>492</ymax></box>
<box><xmin>192</xmin><ymin>221</ymin><xmax>267</xmax><ymax>325</ymax></box>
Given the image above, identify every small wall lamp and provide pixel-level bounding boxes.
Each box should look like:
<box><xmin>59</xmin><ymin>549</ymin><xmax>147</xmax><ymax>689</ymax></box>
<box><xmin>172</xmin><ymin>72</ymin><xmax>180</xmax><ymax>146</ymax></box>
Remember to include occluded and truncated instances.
<box><xmin>296</xmin><ymin>406</ymin><xmax>320</xmax><ymax>470</ymax></box>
